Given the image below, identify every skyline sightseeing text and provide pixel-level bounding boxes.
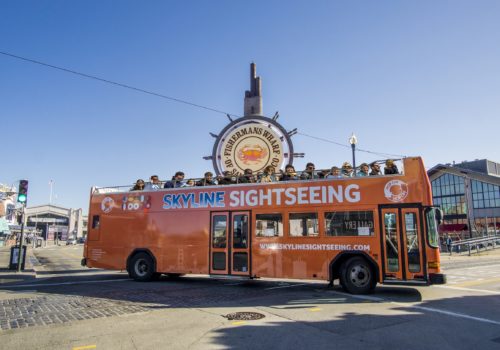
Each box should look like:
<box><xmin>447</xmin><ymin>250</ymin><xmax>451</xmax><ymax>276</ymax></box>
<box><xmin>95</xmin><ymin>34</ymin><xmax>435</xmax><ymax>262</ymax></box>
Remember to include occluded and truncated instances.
<box><xmin>162</xmin><ymin>184</ymin><xmax>360</xmax><ymax>209</ymax></box>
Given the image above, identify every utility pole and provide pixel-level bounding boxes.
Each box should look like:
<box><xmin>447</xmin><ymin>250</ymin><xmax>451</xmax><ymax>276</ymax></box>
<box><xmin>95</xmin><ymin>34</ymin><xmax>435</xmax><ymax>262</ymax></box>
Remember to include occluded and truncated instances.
<box><xmin>16</xmin><ymin>203</ymin><xmax>26</xmax><ymax>272</ymax></box>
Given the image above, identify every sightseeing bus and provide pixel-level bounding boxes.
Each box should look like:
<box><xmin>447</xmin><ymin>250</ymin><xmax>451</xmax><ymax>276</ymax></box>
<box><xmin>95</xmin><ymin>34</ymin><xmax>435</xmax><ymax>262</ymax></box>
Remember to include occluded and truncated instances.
<box><xmin>82</xmin><ymin>157</ymin><xmax>445</xmax><ymax>294</ymax></box>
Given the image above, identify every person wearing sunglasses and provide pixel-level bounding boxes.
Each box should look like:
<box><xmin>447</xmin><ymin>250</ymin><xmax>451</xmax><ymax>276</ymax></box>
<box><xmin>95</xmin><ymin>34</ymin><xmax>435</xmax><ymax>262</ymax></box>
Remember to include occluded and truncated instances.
<box><xmin>300</xmin><ymin>162</ymin><xmax>318</xmax><ymax>180</ymax></box>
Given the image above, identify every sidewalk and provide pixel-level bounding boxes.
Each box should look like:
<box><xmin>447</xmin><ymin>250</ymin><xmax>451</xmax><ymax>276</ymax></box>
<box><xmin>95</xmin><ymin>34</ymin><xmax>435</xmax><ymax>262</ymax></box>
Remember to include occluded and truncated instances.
<box><xmin>440</xmin><ymin>246</ymin><xmax>500</xmax><ymax>270</ymax></box>
<box><xmin>0</xmin><ymin>245</ymin><xmax>38</xmax><ymax>286</ymax></box>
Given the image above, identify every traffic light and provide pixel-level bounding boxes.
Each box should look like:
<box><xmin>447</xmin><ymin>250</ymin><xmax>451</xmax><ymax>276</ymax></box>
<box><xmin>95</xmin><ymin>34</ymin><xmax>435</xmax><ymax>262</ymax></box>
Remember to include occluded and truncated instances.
<box><xmin>17</xmin><ymin>180</ymin><xmax>29</xmax><ymax>204</ymax></box>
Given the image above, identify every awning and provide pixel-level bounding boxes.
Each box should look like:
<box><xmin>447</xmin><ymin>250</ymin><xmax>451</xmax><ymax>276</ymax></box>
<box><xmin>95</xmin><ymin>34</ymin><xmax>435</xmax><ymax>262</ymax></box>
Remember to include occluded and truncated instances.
<box><xmin>439</xmin><ymin>224</ymin><xmax>468</xmax><ymax>233</ymax></box>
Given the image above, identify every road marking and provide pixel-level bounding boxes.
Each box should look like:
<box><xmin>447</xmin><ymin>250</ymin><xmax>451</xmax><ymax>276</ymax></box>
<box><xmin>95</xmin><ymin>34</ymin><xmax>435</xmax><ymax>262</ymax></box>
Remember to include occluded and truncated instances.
<box><xmin>328</xmin><ymin>290</ymin><xmax>500</xmax><ymax>326</ymax></box>
<box><xmin>393</xmin><ymin>304</ymin><xmax>500</xmax><ymax>326</ymax></box>
<box><xmin>452</xmin><ymin>277</ymin><xmax>500</xmax><ymax>288</ymax></box>
<box><xmin>309</xmin><ymin>307</ymin><xmax>322</xmax><ymax>312</ymax></box>
<box><xmin>435</xmin><ymin>285</ymin><xmax>500</xmax><ymax>295</ymax></box>
<box><xmin>73</xmin><ymin>345</ymin><xmax>96</xmax><ymax>350</ymax></box>
<box><xmin>265</xmin><ymin>283</ymin><xmax>308</xmax><ymax>290</ymax></box>
<box><xmin>232</xmin><ymin>321</ymin><xmax>246</xmax><ymax>325</ymax></box>
<box><xmin>0</xmin><ymin>278</ymin><xmax>130</xmax><ymax>289</ymax></box>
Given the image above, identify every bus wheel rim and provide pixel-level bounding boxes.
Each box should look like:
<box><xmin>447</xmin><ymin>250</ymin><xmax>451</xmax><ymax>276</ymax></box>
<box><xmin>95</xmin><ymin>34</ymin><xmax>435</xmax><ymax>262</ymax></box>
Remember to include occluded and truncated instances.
<box><xmin>135</xmin><ymin>259</ymin><xmax>148</xmax><ymax>276</ymax></box>
<box><xmin>349</xmin><ymin>264</ymin><xmax>370</xmax><ymax>287</ymax></box>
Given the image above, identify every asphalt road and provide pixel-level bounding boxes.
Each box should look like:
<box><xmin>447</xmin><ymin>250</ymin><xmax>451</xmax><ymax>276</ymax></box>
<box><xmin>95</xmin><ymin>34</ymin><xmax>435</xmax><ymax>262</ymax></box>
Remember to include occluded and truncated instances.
<box><xmin>0</xmin><ymin>245</ymin><xmax>499</xmax><ymax>350</ymax></box>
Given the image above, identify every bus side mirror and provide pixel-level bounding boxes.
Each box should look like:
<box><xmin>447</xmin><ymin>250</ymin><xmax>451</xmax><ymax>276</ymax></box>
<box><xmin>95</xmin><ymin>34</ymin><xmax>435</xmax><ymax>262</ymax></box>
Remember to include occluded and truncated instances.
<box><xmin>435</xmin><ymin>209</ymin><xmax>443</xmax><ymax>225</ymax></box>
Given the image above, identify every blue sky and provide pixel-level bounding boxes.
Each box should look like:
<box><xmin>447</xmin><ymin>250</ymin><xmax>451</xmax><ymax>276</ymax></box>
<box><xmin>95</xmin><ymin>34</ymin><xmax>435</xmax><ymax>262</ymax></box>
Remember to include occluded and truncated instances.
<box><xmin>2</xmin><ymin>1</ymin><xmax>500</xmax><ymax>211</ymax></box>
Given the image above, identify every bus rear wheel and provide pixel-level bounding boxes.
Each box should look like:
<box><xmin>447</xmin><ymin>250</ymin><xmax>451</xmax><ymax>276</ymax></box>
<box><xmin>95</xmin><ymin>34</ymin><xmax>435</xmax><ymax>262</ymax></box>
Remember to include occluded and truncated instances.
<box><xmin>129</xmin><ymin>252</ymin><xmax>156</xmax><ymax>282</ymax></box>
<box><xmin>340</xmin><ymin>257</ymin><xmax>376</xmax><ymax>294</ymax></box>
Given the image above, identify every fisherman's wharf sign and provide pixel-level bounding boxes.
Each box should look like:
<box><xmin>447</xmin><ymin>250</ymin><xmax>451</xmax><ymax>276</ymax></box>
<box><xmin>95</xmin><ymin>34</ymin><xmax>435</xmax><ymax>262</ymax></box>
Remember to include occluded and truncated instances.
<box><xmin>209</xmin><ymin>116</ymin><xmax>295</xmax><ymax>175</ymax></box>
<box><xmin>221</xmin><ymin>123</ymin><xmax>283</xmax><ymax>174</ymax></box>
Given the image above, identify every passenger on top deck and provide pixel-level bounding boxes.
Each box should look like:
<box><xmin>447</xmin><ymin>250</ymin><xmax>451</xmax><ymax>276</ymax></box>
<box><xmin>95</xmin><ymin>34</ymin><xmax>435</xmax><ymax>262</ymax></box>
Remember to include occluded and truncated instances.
<box><xmin>300</xmin><ymin>162</ymin><xmax>318</xmax><ymax>180</ymax></box>
<box><xmin>183</xmin><ymin>179</ymin><xmax>195</xmax><ymax>187</ymax></box>
<box><xmin>131</xmin><ymin>179</ymin><xmax>145</xmax><ymax>191</ymax></box>
<box><xmin>369</xmin><ymin>162</ymin><xmax>381</xmax><ymax>176</ymax></box>
<box><xmin>384</xmin><ymin>159</ymin><xmax>399</xmax><ymax>175</ymax></box>
<box><xmin>196</xmin><ymin>172</ymin><xmax>217</xmax><ymax>186</ymax></box>
<box><xmin>325</xmin><ymin>166</ymin><xmax>343</xmax><ymax>179</ymax></box>
<box><xmin>341</xmin><ymin>162</ymin><xmax>354</xmax><ymax>177</ymax></box>
<box><xmin>164</xmin><ymin>171</ymin><xmax>185</xmax><ymax>188</ymax></box>
<box><xmin>144</xmin><ymin>175</ymin><xmax>161</xmax><ymax>190</ymax></box>
<box><xmin>259</xmin><ymin>165</ymin><xmax>278</xmax><ymax>183</ymax></box>
<box><xmin>280</xmin><ymin>164</ymin><xmax>299</xmax><ymax>181</ymax></box>
<box><xmin>218</xmin><ymin>171</ymin><xmax>238</xmax><ymax>185</ymax></box>
<box><xmin>239</xmin><ymin>169</ymin><xmax>257</xmax><ymax>183</ymax></box>
<box><xmin>358</xmin><ymin>163</ymin><xmax>370</xmax><ymax>177</ymax></box>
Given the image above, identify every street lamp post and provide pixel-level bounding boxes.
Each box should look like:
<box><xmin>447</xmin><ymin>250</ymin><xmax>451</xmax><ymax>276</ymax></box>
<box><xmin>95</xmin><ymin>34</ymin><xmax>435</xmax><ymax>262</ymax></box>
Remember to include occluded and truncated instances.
<box><xmin>349</xmin><ymin>133</ymin><xmax>358</xmax><ymax>176</ymax></box>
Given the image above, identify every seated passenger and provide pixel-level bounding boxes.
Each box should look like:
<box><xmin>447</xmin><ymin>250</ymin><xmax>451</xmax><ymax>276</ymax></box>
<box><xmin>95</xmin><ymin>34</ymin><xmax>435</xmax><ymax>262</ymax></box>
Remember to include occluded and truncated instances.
<box><xmin>369</xmin><ymin>162</ymin><xmax>381</xmax><ymax>176</ymax></box>
<box><xmin>144</xmin><ymin>175</ymin><xmax>161</xmax><ymax>190</ymax></box>
<box><xmin>183</xmin><ymin>179</ymin><xmax>195</xmax><ymax>187</ymax></box>
<box><xmin>239</xmin><ymin>169</ymin><xmax>256</xmax><ymax>183</ymax></box>
<box><xmin>358</xmin><ymin>163</ymin><xmax>370</xmax><ymax>177</ymax></box>
<box><xmin>259</xmin><ymin>165</ymin><xmax>277</xmax><ymax>183</ymax></box>
<box><xmin>300</xmin><ymin>162</ymin><xmax>318</xmax><ymax>180</ymax></box>
<box><xmin>281</xmin><ymin>164</ymin><xmax>299</xmax><ymax>181</ymax></box>
<box><xmin>131</xmin><ymin>179</ymin><xmax>145</xmax><ymax>191</ymax></box>
<box><xmin>384</xmin><ymin>159</ymin><xmax>399</xmax><ymax>175</ymax></box>
<box><xmin>218</xmin><ymin>171</ymin><xmax>238</xmax><ymax>185</ymax></box>
<box><xmin>325</xmin><ymin>166</ymin><xmax>343</xmax><ymax>179</ymax></box>
<box><xmin>341</xmin><ymin>162</ymin><xmax>354</xmax><ymax>177</ymax></box>
<box><xmin>164</xmin><ymin>171</ymin><xmax>185</xmax><ymax>188</ymax></box>
<box><xmin>196</xmin><ymin>172</ymin><xmax>217</xmax><ymax>186</ymax></box>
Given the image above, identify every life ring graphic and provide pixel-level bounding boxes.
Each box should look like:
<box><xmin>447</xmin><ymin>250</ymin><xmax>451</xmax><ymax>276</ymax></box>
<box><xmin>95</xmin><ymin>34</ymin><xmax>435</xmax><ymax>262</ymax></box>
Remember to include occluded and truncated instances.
<box><xmin>384</xmin><ymin>180</ymin><xmax>409</xmax><ymax>202</ymax></box>
<box><xmin>101</xmin><ymin>197</ymin><xmax>115</xmax><ymax>213</ymax></box>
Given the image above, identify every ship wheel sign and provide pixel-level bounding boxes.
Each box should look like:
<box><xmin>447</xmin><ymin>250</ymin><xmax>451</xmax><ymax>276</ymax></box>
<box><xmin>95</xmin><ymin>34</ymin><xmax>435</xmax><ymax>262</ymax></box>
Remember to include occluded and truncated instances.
<box><xmin>203</xmin><ymin>64</ymin><xmax>303</xmax><ymax>175</ymax></box>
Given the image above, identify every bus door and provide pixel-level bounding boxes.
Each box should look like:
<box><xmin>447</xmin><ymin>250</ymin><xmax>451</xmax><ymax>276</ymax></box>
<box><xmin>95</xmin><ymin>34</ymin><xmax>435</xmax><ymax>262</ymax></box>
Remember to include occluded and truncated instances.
<box><xmin>380</xmin><ymin>206</ymin><xmax>425</xmax><ymax>282</ymax></box>
<box><xmin>210</xmin><ymin>211</ymin><xmax>251</xmax><ymax>276</ymax></box>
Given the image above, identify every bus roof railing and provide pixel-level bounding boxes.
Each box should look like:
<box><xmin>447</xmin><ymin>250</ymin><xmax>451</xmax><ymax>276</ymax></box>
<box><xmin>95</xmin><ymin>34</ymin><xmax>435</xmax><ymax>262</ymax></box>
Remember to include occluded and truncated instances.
<box><xmin>92</xmin><ymin>159</ymin><xmax>406</xmax><ymax>195</ymax></box>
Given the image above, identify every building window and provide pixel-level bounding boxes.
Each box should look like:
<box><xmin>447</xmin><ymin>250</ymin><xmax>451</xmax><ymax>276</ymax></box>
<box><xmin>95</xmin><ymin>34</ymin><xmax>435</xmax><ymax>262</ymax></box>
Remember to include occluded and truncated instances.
<box><xmin>471</xmin><ymin>180</ymin><xmax>500</xmax><ymax>209</ymax></box>
<box><xmin>431</xmin><ymin>173</ymin><xmax>468</xmax><ymax>216</ymax></box>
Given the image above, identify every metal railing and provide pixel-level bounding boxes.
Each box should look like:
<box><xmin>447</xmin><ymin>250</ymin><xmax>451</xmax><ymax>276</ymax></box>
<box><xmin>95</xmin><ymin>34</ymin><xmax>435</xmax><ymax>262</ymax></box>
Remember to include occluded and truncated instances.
<box><xmin>93</xmin><ymin>159</ymin><xmax>405</xmax><ymax>195</ymax></box>
<box><xmin>447</xmin><ymin>234</ymin><xmax>500</xmax><ymax>256</ymax></box>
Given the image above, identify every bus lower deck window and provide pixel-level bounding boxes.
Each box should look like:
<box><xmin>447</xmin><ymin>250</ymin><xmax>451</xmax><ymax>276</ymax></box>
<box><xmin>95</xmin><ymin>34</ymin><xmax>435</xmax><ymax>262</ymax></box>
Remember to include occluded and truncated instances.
<box><xmin>289</xmin><ymin>213</ymin><xmax>319</xmax><ymax>237</ymax></box>
<box><xmin>325</xmin><ymin>211</ymin><xmax>374</xmax><ymax>236</ymax></box>
<box><xmin>256</xmin><ymin>214</ymin><xmax>283</xmax><ymax>237</ymax></box>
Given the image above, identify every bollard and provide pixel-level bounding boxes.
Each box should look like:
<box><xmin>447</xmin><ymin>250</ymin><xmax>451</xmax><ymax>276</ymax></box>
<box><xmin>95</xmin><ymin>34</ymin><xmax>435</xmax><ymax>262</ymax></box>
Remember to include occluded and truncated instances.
<box><xmin>468</xmin><ymin>244</ymin><xmax>471</xmax><ymax>256</ymax></box>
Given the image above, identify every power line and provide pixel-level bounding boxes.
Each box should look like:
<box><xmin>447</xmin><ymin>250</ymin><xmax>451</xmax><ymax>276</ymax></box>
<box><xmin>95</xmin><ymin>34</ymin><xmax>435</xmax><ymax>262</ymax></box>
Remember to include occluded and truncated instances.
<box><xmin>0</xmin><ymin>50</ymin><xmax>240</xmax><ymax>118</ymax></box>
<box><xmin>1</xmin><ymin>50</ymin><xmax>405</xmax><ymax>159</ymax></box>
<box><xmin>297</xmin><ymin>132</ymin><xmax>406</xmax><ymax>159</ymax></box>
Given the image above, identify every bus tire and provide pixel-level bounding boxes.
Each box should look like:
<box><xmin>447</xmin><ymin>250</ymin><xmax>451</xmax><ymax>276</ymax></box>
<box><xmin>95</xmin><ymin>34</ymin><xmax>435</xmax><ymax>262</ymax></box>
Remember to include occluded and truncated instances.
<box><xmin>129</xmin><ymin>252</ymin><xmax>156</xmax><ymax>282</ymax></box>
<box><xmin>339</xmin><ymin>257</ymin><xmax>376</xmax><ymax>294</ymax></box>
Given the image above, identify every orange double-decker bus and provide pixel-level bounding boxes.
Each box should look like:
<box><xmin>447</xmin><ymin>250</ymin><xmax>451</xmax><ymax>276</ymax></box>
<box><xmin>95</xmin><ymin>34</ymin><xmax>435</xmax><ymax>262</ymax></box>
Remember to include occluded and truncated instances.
<box><xmin>82</xmin><ymin>157</ymin><xmax>445</xmax><ymax>294</ymax></box>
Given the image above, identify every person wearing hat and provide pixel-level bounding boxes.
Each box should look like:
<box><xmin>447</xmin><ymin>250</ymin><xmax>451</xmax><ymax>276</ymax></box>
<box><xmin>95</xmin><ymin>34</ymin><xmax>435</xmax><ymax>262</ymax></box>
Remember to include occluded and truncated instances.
<box><xmin>341</xmin><ymin>162</ymin><xmax>354</xmax><ymax>177</ymax></box>
<box><xmin>384</xmin><ymin>159</ymin><xmax>399</xmax><ymax>175</ymax></box>
<box><xmin>369</xmin><ymin>162</ymin><xmax>381</xmax><ymax>176</ymax></box>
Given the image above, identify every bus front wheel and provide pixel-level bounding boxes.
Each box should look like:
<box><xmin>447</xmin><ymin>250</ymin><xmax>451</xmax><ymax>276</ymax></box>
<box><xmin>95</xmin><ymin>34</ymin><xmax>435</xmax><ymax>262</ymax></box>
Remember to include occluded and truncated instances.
<box><xmin>129</xmin><ymin>252</ymin><xmax>156</xmax><ymax>282</ymax></box>
<box><xmin>339</xmin><ymin>257</ymin><xmax>376</xmax><ymax>294</ymax></box>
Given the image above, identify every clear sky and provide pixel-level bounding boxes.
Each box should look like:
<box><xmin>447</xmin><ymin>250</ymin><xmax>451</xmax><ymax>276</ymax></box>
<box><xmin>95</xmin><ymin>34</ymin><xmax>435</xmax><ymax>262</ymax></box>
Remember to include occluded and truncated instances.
<box><xmin>2</xmin><ymin>1</ymin><xmax>500</xmax><ymax>212</ymax></box>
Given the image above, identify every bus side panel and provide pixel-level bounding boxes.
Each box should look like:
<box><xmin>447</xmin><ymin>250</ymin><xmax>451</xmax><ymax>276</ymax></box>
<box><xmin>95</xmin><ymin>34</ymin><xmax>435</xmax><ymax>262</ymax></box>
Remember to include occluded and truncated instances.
<box><xmin>153</xmin><ymin>210</ymin><xmax>210</xmax><ymax>275</ymax></box>
<box><xmin>252</xmin><ymin>238</ymin><xmax>381</xmax><ymax>280</ymax></box>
